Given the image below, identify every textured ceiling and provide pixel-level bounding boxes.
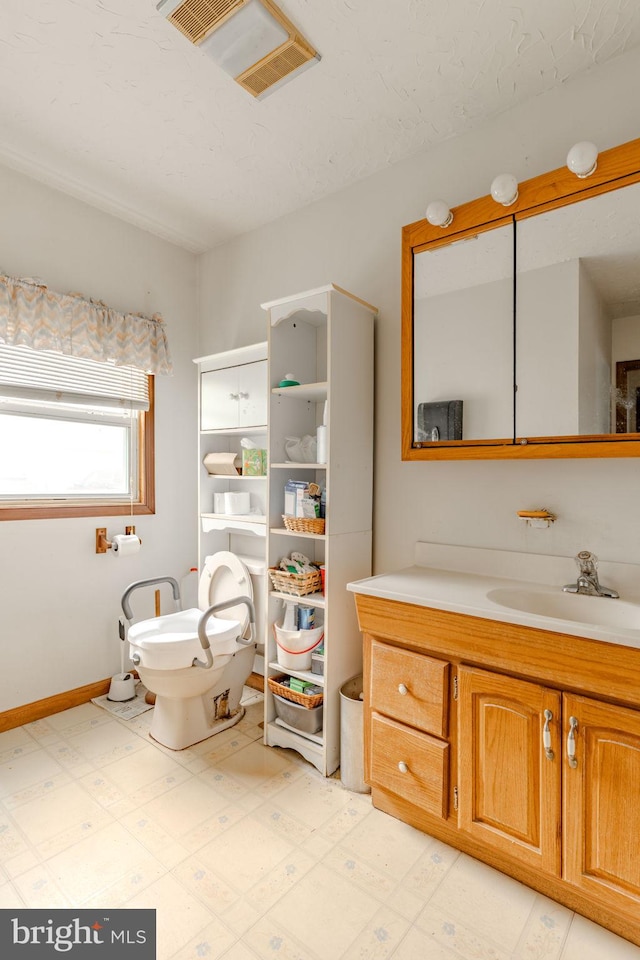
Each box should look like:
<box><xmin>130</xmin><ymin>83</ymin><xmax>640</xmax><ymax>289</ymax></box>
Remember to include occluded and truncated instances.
<box><xmin>1</xmin><ymin>0</ymin><xmax>640</xmax><ymax>252</ymax></box>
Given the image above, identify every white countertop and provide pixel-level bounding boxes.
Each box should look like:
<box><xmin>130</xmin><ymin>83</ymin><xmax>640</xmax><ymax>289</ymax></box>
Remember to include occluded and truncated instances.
<box><xmin>347</xmin><ymin>543</ymin><xmax>640</xmax><ymax>650</ymax></box>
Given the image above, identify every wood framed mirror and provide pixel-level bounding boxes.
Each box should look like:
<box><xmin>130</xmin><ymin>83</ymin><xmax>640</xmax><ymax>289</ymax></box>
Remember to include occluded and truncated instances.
<box><xmin>402</xmin><ymin>138</ymin><xmax>640</xmax><ymax>460</ymax></box>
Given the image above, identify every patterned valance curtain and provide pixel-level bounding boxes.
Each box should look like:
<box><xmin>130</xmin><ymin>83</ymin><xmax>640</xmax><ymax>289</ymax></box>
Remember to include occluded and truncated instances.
<box><xmin>0</xmin><ymin>274</ymin><xmax>173</xmax><ymax>375</ymax></box>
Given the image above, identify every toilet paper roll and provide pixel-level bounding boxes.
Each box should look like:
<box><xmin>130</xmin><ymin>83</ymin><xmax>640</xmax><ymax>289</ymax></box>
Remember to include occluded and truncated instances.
<box><xmin>112</xmin><ymin>534</ymin><xmax>141</xmax><ymax>557</ymax></box>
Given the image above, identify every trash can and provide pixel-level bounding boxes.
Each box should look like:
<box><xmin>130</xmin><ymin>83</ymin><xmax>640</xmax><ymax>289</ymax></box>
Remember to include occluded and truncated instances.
<box><xmin>339</xmin><ymin>675</ymin><xmax>371</xmax><ymax>794</ymax></box>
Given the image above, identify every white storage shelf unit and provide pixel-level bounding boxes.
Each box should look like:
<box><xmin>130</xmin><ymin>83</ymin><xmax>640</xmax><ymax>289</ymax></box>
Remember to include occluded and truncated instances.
<box><xmin>263</xmin><ymin>284</ymin><xmax>376</xmax><ymax>776</ymax></box>
<box><xmin>194</xmin><ymin>343</ymin><xmax>268</xmax><ymax>669</ymax></box>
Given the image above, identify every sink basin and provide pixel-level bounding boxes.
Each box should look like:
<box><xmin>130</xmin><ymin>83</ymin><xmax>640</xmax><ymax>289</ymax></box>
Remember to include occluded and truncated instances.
<box><xmin>486</xmin><ymin>586</ymin><xmax>640</xmax><ymax>631</ymax></box>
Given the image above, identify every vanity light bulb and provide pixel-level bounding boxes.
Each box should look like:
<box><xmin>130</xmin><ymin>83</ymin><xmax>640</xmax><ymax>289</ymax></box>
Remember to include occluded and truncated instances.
<box><xmin>490</xmin><ymin>173</ymin><xmax>519</xmax><ymax>206</ymax></box>
<box><xmin>425</xmin><ymin>200</ymin><xmax>453</xmax><ymax>228</ymax></box>
<box><xmin>566</xmin><ymin>141</ymin><xmax>598</xmax><ymax>178</ymax></box>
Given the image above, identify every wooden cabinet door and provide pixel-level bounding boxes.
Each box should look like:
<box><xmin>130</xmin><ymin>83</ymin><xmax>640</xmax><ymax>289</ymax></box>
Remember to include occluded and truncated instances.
<box><xmin>458</xmin><ymin>666</ymin><xmax>561</xmax><ymax>875</ymax></box>
<box><xmin>563</xmin><ymin>693</ymin><xmax>640</xmax><ymax>917</ymax></box>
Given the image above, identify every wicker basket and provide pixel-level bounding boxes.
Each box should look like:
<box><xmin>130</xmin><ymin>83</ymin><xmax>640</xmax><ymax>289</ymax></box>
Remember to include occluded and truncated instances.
<box><xmin>268</xmin><ymin>674</ymin><xmax>324</xmax><ymax>709</ymax></box>
<box><xmin>268</xmin><ymin>567</ymin><xmax>322</xmax><ymax>597</ymax></box>
<box><xmin>282</xmin><ymin>515</ymin><xmax>325</xmax><ymax>535</ymax></box>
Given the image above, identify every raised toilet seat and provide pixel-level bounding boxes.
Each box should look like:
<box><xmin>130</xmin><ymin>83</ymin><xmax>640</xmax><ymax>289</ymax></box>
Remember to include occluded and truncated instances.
<box><xmin>123</xmin><ymin>553</ymin><xmax>257</xmax><ymax>750</ymax></box>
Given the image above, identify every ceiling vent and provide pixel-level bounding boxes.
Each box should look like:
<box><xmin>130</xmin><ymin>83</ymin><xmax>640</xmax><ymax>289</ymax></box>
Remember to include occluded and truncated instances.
<box><xmin>157</xmin><ymin>0</ymin><xmax>319</xmax><ymax>98</ymax></box>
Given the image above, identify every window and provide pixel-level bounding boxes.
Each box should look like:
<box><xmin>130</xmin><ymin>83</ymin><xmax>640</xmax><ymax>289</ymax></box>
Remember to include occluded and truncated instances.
<box><xmin>0</xmin><ymin>345</ymin><xmax>155</xmax><ymax>520</ymax></box>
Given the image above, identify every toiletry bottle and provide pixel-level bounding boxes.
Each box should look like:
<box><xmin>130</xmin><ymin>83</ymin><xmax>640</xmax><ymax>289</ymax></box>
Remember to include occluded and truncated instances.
<box><xmin>282</xmin><ymin>600</ymin><xmax>298</xmax><ymax>630</ymax></box>
<box><xmin>316</xmin><ymin>401</ymin><xmax>327</xmax><ymax>464</ymax></box>
<box><xmin>298</xmin><ymin>607</ymin><xmax>315</xmax><ymax>629</ymax></box>
<box><xmin>180</xmin><ymin>567</ymin><xmax>199</xmax><ymax>609</ymax></box>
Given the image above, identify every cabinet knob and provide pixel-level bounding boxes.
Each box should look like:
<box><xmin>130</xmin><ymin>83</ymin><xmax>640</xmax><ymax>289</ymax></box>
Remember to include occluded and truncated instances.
<box><xmin>229</xmin><ymin>392</ymin><xmax>239</xmax><ymax>400</ymax></box>
<box><xmin>239</xmin><ymin>392</ymin><xmax>249</xmax><ymax>399</ymax></box>
<box><xmin>398</xmin><ymin>683</ymin><xmax>408</xmax><ymax>696</ymax></box>
<box><xmin>398</xmin><ymin>761</ymin><xmax>409</xmax><ymax>774</ymax></box>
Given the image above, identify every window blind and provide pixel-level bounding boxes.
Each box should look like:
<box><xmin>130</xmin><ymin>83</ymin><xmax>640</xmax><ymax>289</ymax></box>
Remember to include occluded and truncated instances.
<box><xmin>0</xmin><ymin>344</ymin><xmax>150</xmax><ymax>411</ymax></box>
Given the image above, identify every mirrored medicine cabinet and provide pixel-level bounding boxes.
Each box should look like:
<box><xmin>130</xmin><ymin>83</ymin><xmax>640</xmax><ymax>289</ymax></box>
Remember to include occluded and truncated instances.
<box><xmin>402</xmin><ymin>137</ymin><xmax>640</xmax><ymax>460</ymax></box>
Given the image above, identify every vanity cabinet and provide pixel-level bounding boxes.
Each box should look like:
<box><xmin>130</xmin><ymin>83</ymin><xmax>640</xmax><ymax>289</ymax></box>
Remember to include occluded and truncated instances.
<box><xmin>355</xmin><ymin>594</ymin><xmax>640</xmax><ymax>947</ymax></box>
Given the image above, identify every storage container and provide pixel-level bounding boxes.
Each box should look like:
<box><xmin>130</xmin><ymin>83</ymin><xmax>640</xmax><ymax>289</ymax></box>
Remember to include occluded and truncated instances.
<box><xmin>267</xmin><ymin>674</ymin><xmax>323</xmax><ymax>708</ymax></box>
<box><xmin>274</xmin><ymin>623</ymin><xmax>324</xmax><ymax>670</ymax></box>
<box><xmin>273</xmin><ymin>693</ymin><xmax>323</xmax><ymax>734</ymax></box>
<box><xmin>268</xmin><ymin>567</ymin><xmax>322</xmax><ymax>597</ymax></box>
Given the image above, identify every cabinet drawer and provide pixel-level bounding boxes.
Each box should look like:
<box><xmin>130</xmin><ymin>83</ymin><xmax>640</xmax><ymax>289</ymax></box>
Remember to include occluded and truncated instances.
<box><xmin>370</xmin><ymin>712</ymin><xmax>449</xmax><ymax>818</ymax></box>
<box><xmin>370</xmin><ymin>639</ymin><xmax>449</xmax><ymax>736</ymax></box>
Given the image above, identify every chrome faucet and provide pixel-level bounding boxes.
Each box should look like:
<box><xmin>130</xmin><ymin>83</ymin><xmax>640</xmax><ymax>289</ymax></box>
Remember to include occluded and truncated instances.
<box><xmin>563</xmin><ymin>551</ymin><xmax>619</xmax><ymax>598</ymax></box>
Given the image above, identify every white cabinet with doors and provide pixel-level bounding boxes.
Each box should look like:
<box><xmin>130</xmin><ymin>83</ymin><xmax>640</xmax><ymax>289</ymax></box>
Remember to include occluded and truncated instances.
<box><xmin>262</xmin><ymin>284</ymin><xmax>377</xmax><ymax>776</ymax></box>
<box><xmin>194</xmin><ymin>343</ymin><xmax>268</xmax><ymax>673</ymax></box>
<box><xmin>200</xmin><ymin>353</ymin><xmax>267</xmax><ymax>431</ymax></box>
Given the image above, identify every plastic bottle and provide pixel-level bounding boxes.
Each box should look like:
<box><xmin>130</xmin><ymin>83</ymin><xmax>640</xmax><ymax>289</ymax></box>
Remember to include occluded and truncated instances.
<box><xmin>316</xmin><ymin>401</ymin><xmax>327</xmax><ymax>464</ymax></box>
<box><xmin>181</xmin><ymin>567</ymin><xmax>199</xmax><ymax>609</ymax></box>
<box><xmin>282</xmin><ymin>600</ymin><xmax>298</xmax><ymax>630</ymax></box>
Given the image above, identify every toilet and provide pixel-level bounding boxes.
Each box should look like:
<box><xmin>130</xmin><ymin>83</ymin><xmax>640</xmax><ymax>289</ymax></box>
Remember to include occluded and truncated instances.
<box><xmin>124</xmin><ymin>552</ymin><xmax>257</xmax><ymax>750</ymax></box>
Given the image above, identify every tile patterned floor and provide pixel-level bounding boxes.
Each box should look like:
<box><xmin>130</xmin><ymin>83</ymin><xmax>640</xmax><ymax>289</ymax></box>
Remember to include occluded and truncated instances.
<box><xmin>1</xmin><ymin>687</ymin><xmax>639</xmax><ymax>960</ymax></box>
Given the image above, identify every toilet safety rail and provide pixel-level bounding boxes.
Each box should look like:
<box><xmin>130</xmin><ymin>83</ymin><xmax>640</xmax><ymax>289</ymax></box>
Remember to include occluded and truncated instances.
<box><xmin>196</xmin><ymin>596</ymin><xmax>256</xmax><ymax>669</ymax></box>
<box><xmin>120</xmin><ymin>577</ymin><xmax>256</xmax><ymax>671</ymax></box>
<box><xmin>121</xmin><ymin>576</ymin><xmax>182</xmax><ymax>621</ymax></box>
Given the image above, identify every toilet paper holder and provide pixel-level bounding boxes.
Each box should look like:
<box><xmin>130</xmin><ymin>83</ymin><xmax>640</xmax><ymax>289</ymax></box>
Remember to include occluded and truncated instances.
<box><xmin>96</xmin><ymin>526</ymin><xmax>141</xmax><ymax>554</ymax></box>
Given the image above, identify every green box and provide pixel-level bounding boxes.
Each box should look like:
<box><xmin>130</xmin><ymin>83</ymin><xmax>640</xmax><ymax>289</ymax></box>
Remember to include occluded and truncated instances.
<box><xmin>289</xmin><ymin>677</ymin><xmax>314</xmax><ymax>694</ymax></box>
<box><xmin>242</xmin><ymin>448</ymin><xmax>266</xmax><ymax>476</ymax></box>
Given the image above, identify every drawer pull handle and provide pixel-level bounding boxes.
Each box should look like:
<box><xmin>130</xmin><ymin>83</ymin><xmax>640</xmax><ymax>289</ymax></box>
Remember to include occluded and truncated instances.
<box><xmin>543</xmin><ymin>709</ymin><xmax>554</xmax><ymax>761</ymax></box>
<box><xmin>398</xmin><ymin>683</ymin><xmax>408</xmax><ymax>695</ymax></box>
<box><xmin>567</xmin><ymin>716</ymin><xmax>578</xmax><ymax>769</ymax></box>
<box><xmin>398</xmin><ymin>761</ymin><xmax>409</xmax><ymax>774</ymax></box>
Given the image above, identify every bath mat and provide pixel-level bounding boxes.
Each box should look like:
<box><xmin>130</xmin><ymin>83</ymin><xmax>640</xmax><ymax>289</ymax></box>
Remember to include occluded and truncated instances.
<box><xmin>92</xmin><ymin>682</ymin><xmax>154</xmax><ymax>720</ymax></box>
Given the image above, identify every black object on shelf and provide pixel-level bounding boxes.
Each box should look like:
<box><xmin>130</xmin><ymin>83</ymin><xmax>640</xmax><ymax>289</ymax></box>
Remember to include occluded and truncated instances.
<box><xmin>417</xmin><ymin>400</ymin><xmax>463</xmax><ymax>441</ymax></box>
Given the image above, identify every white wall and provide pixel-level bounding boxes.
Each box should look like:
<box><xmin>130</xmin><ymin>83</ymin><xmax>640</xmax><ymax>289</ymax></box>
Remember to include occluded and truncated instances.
<box><xmin>198</xmin><ymin>46</ymin><xmax>640</xmax><ymax>577</ymax></box>
<box><xmin>0</xmin><ymin>167</ymin><xmax>199</xmax><ymax>712</ymax></box>
<box><xmin>415</xmin><ymin>277</ymin><xmax>513</xmax><ymax>440</ymax></box>
<box><xmin>613</xmin><ymin>313</ymin><xmax>640</xmax><ymax>362</ymax></box>
<box><xmin>517</xmin><ymin>260</ymin><xmax>580</xmax><ymax>436</ymax></box>
<box><xmin>577</xmin><ymin>263</ymin><xmax>610</xmax><ymax>435</ymax></box>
